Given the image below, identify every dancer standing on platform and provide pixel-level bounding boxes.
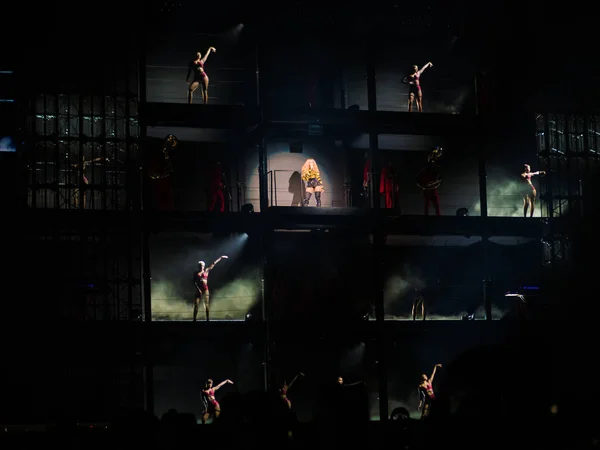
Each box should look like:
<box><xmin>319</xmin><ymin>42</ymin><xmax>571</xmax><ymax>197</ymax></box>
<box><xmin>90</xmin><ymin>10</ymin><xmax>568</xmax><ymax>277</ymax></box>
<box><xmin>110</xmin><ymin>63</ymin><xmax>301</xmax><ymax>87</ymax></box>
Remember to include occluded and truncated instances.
<box><xmin>418</xmin><ymin>364</ymin><xmax>442</xmax><ymax>419</ymax></box>
<box><xmin>404</xmin><ymin>62</ymin><xmax>433</xmax><ymax>112</ymax></box>
<box><xmin>417</xmin><ymin>146</ymin><xmax>443</xmax><ymax>216</ymax></box>
<box><xmin>301</xmin><ymin>158</ymin><xmax>324</xmax><ymax>207</ymax></box>
<box><xmin>201</xmin><ymin>378</ymin><xmax>233</xmax><ymax>423</ymax></box>
<box><xmin>380</xmin><ymin>160</ymin><xmax>399</xmax><ymax>209</ymax></box>
<box><xmin>521</xmin><ymin>164</ymin><xmax>545</xmax><ymax>218</ymax></box>
<box><xmin>208</xmin><ymin>161</ymin><xmax>226</xmax><ymax>212</ymax></box>
<box><xmin>280</xmin><ymin>372</ymin><xmax>305</xmax><ymax>410</ymax></box>
<box><xmin>193</xmin><ymin>256</ymin><xmax>228</xmax><ymax>322</ymax></box>
<box><xmin>412</xmin><ymin>289</ymin><xmax>426</xmax><ymax>321</ymax></box>
<box><xmin>187</xmin><ymin>47</ymin><xmax>216</xmax><ymax>104</ymax></box>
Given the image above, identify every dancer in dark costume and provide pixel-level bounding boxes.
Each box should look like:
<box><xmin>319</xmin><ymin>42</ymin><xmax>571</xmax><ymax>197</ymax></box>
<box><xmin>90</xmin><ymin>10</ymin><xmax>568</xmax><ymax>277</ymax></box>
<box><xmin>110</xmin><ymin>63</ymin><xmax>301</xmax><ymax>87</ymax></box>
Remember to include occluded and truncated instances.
<box><xmin>301</xmin><ymin>158</ymin><xmax>324</xmax><ymax>207</ymax></box>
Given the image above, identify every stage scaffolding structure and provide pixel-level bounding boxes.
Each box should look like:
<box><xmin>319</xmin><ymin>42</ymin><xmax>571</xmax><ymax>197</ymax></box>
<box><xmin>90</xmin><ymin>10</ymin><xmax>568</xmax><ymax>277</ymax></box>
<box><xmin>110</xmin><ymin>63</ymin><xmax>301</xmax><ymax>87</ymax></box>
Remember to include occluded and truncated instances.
<box><xmin>22</xmin><ymin>59</ymin><xmax>143</xmax><ymax>323</ymax></box>
<box><xmin>536</xmin><ymin>112</ymin><xmax>600</xmax><ymax>269</ymax></box>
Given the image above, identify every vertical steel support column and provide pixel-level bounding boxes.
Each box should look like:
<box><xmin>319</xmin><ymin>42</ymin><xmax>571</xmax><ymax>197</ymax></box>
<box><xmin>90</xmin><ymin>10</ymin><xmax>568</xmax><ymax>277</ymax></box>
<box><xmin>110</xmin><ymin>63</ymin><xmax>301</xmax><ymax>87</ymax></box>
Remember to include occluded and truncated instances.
<box><xmin>367</xmin><ymin>37</ymin><xmax>387</xmax><ymax>422</ymax></box>
<box><xmin>138</xmin><ymin>15</ymin><xmax>153</xmax><ymax>415</ymax></box>
<box><xmin>261</xmin><ymin>231</ymin><xmax>271</xmax><ymax>391</ymax></box>
<box><xmin>256</xmin><ymin>42</ymin><xmax>268</xmax><ymax>213</ymax></box>
<box><xmin>254</xmin><ymin>34</ymin><xmax>270</xmax><ymax>392</ymax></box>
<box><xmin>478</xmin><ymin>117</ymin><xmax>491</xmax><ymax>320</ymax></box>
<box><xmin>582</xmin><ymin>115</ymin><xmax>590</xmax><ymax>215</ymax></box>
<box><xmin>366</xmin><ymin>40</ymin><xmax>379</xmax><ymax>209</ymax></box>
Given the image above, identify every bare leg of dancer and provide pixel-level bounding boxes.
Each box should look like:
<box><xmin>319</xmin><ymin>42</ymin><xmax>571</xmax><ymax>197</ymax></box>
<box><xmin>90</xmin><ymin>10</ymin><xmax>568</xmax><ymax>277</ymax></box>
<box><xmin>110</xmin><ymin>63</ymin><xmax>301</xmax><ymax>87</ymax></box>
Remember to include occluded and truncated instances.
<box><xmin>203</xmin><ymin>291</ymin><xmax>210</xmax><ymax>322</ymax></box>
<box><xmin>201</xmin><ymin>77</ymin><xmax>209</xmax><ymax>104</ymax></box>
<box><xmin>421</xmin><ymin>300</ymin><xmax>426</xmax><ymax>321</ymax></box>
<box><xmin>529</xmin><ymin>189</ymin><xmax>536</xmax><ymax>217</ymax></box>
<box><xmin>523</xmin><ymin>195</ymin><xmax>530</xmax><ymax>218</ymax></box>
<box><xmin>408</xmin><ymin>93</ymin><xmax>415</xmax><ymax>112</ymax></box>
<box><xmin>416</xmin><ymin>93</ymin><xmax>423</xmax><ymax>112</ymax></box>
<box><xmin>202</xmin><ymin>412</ymin><xmax>210</xmax><ymax>424</ymax></box>
<box><xmin>193</xmin><ymin>295</ymin><xmax>201</xmax><ymax>321</ymax></box>
<box><xmin>188</xmin><ymin>81</ymin><xmax>200</xmax><ymax>104</ymax></box>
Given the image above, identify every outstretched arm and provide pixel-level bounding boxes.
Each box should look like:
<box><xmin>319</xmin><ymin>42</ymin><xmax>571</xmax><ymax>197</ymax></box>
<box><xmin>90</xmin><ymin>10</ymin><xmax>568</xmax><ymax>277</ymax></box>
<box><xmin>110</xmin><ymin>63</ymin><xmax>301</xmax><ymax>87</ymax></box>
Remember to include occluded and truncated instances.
<box><xmin>418</xmin><ymin>62</ymin><xmax>433</xmax><ymax>76</ymax></box>
<box><xmin>345</xmin><ymin>380</ymin><xmax>365</xmax><ymax>387</ymax></box>
<box><xmin>288</xmin><ymin>372</ymin><xmax>304</xmax><ymax>389</ymax></box>
<box><xmin>201</xmin><ymin>47</ymin><xmax>216</xmax><ymax>63</ymax></box>
<box><xmin>429</xmin><ymin>364</ymin><xmax>442</xmax><ymax>383</ymax></box>
<box><xmin>214</xmin><ymin>379</ymin><xmax>233</xmax><ymax>391</ymax></box>
<box><xmin>207</xmin><ymin>255</ymin><xmax>228</xmax><ymax>272</ymax></box>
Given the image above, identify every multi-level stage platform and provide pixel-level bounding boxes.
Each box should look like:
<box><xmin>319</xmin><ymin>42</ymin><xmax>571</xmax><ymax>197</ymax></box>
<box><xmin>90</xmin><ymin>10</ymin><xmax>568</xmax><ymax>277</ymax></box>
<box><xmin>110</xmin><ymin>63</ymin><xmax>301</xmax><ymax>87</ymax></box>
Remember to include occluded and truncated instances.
<box><xmin>22</xmin><ymin>208</ymin><xmax>545</xmax><ymax>237</ymax></box>
<box><xmin>141</xmin><ymin>103</ymin><xmax>479</xmax><ymax>136</ymax></box>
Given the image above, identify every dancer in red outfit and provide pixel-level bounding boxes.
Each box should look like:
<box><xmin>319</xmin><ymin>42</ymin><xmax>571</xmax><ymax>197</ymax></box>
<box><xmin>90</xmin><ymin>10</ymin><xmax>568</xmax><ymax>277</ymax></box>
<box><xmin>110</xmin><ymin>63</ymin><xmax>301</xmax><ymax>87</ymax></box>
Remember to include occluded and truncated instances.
<box><xmin>521</xmin><ymin>164</ymin><xmax>545</xmax><ymax>217</ymax></box>
<box><xmin>417</xmin><ymin>147</ymin><xmax>443</xmax><ymax>216</ymax></box>
<box><xmin>279</xmin><ymin>372</ymin><xmax>305</xmax><ymax>410</ymax></box>
<box><xmin>187</xmin><ymin>47</ymin><xmax>216</xmax><ymax>104</ymax></box>
<box><xmin>380</xmin><ymin>160</ymin><xmax>399</xmax><ymax>209</ymax></box>
<box><xmin>418</xmin><ymin>364</ymin><xmax>442</xmax><ymax>418</ymax></box>
<box><xmin>193</xmin><ymin>256</ymin><xmax>228</xmax><ymax>322</ymax></box>
<box><xmin>201</xmin><ymin>378</ymin><xmax>233</xmax><ymax>423</ymax></box>
<box><xmin>208</xmin><ymin>161</ymin><xmax>225</xmax><ymax>212</ymax></box>
<box><xmin>148</xmin><ymin>134</ymin><xmax>178</xmax><ymax>210</ymax></box>
<box><xmin>405</xmin><ymin>62</ymin><xmax>433</xmax><ymax>112</ymax></box>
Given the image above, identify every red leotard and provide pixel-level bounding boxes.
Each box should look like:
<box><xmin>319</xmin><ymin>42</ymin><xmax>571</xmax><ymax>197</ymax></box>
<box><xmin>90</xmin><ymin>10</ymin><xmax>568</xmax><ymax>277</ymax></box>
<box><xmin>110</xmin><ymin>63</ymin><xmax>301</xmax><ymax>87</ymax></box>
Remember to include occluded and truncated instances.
<box><xmin>195</xmin><ymin>271</ymin><xmax>208</xmax><ymax>292</ymax></box>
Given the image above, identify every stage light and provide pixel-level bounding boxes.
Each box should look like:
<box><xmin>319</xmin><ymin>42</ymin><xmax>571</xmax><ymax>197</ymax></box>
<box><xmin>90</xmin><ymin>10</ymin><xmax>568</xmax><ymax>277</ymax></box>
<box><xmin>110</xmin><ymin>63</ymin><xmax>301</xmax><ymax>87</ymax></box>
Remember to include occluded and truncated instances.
<box><xmin>245</xmin><ymin>313</ymin><xmax>252</xmax><ymax>321</ymax></box>
<box><xmin>456</xmin><ymin>207</ymin><xmax>469</xmax><ymax>216</ymax></box>
<box><xmin>462</xmin><ymin>313</ymin><xmax>474</xmax><ymax>320</ymax></box>
<box><xmin>241</xmin><ymin>203</ymin><xmax>254</xmax><ymax>214</ymax></box>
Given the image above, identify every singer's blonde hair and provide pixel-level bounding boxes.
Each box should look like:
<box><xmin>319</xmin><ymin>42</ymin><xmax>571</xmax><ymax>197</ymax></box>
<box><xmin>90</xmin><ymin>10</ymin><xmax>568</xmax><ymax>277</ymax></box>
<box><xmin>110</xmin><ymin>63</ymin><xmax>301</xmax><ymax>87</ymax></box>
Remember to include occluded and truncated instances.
<box><xmin>301</xmin><ymin>158</ymin><xmax>320</xmax><ymax>178</ymax></box>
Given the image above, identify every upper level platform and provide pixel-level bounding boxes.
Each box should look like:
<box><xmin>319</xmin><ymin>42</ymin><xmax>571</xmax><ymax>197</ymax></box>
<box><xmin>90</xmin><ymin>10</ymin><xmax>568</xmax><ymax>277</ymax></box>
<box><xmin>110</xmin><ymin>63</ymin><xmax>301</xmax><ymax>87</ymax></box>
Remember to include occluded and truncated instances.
<box><xmin>140</xmin><ymin>103</ymin><xmax>479</xmax><ymax>136</ymax></box>
<box><xmin>23</xmin><ymin>207</ymin><xmax>544</xmax><ymax>238</ymax></box>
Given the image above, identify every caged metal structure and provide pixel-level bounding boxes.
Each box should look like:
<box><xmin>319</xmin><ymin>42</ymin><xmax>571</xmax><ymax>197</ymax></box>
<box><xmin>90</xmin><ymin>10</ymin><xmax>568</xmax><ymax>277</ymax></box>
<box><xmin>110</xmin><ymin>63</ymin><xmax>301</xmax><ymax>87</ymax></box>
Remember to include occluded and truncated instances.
<box><xmin>23</xmin><ymin>60</ymin><xmax>144</xmax><ymax>323</ymax></box>
<box><xmin>536</xmin><ymin>112</ymin><xmax>600</xmax><ymax>268</ymax></box>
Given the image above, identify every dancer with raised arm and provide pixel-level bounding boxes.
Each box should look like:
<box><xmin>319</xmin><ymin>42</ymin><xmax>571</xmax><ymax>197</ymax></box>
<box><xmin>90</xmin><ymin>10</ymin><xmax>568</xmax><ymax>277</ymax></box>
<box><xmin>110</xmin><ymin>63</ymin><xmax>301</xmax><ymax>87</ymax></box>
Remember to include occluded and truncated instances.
<box><xmin>404</xmin><ymin>62</ymin><xmax>433</xmax><ymax>112</ymax></box>
<box><xmin>521</xmin><ymin>164</ymin><xmax>545</xmax><ymax>218</ymax></box>
<box><xmin>201</xmin><ymin>378</ymin><xmax>233</xmax><ymax>424</ymax></box>
<box><xmin>71</xmin><ymin>156</ymin><xmax>109</xmax><ymax>209</ymax></box>
<box><xmin>418</xmin><ymin>363</ymin><xmax>442</xmax><ymax>419</ymax></box>
<box><xmin>193</xmin><ymin>255</ymin><xmax>228</xmax><ymax>322</ymax></box>
<box><xmin>187</xmin><ymin>47</ymin><xmax>216</xmax><ymax>104</ymax></box>
<box><xmin>280</xmin><ymin>372</ymin><xmax>305</xmax><ymax>410</ymax></box>
<box><xmin>301</xmin><ymin>158</ymin><xmax>324</xmax><ymax>207</ymax></box>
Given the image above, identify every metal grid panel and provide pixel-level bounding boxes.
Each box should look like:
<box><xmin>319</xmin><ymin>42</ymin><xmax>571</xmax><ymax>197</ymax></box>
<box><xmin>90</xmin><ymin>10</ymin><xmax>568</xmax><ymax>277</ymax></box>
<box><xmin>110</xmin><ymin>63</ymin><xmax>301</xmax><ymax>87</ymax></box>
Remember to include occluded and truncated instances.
<box><xmin>537</xmin><ymin>112</ymin><xmax>600</xmax><ymax>269</ymax></box>
<box><xmin>536</xmin><ymin>113</ymin><xmax>597</xmax><ymax>218</ymax></box>
<box><xmin>26</xmin><ymin>86</ymin><xmax>139</xmax><ymax>210</ymax></box>
<box><xmin>37</xmin><ymin>232</ymin><xmax>143</xmax><ymax>321</ymax></box>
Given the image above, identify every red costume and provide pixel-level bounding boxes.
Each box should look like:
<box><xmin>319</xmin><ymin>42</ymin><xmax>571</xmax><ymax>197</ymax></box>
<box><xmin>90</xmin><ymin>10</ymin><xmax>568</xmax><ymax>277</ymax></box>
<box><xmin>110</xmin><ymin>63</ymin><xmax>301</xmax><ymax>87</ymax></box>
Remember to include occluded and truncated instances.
<box><xmin>380</xmin><ymin>165</ymin><xmax>397</xmax><ymax>209</ymax></box>
<box><xmin>202</xmin><ymin>388</ymin><xmax>219</xmax><ymax>413</ymax></box>
<box><xmin>417</xmin><ymin>164</ymin><xmax>441</xmax><ymax>216</ymax></box>
<box><xmin>208</xmin><ymin>164</ymin><xmax>225</xmax><ymax>212</ymax></box>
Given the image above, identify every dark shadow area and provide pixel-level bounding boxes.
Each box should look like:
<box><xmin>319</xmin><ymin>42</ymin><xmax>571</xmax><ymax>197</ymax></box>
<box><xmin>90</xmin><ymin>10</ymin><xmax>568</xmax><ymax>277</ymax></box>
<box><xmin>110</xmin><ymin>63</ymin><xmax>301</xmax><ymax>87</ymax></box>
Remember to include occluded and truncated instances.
<box><xmin>267</xmin><ymin>232</ymin><xmax>372</xmax><ymax>321</ymax></box>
